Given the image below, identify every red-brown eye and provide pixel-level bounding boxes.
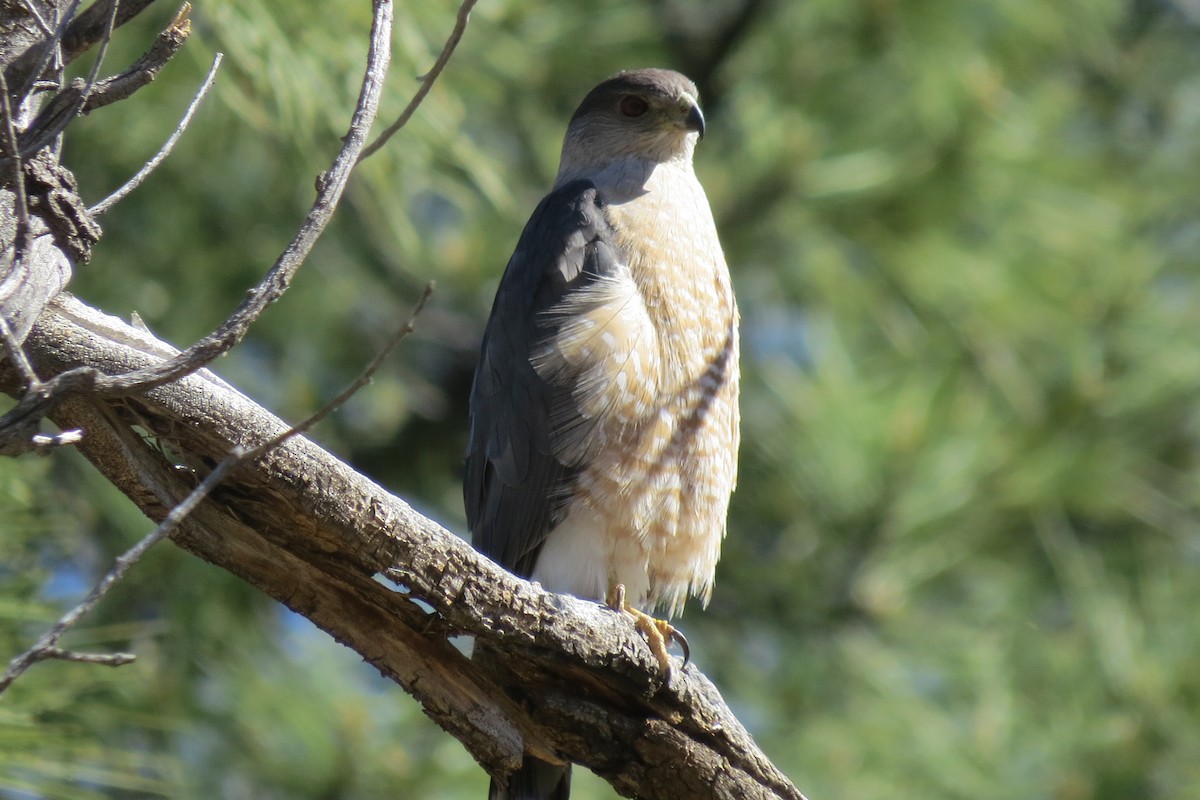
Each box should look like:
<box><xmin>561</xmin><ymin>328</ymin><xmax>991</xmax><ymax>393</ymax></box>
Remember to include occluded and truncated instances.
<box><xmin>619</xmin><ymin>95</ymin><xmax>649</xmax><ymax>118</ymax></box>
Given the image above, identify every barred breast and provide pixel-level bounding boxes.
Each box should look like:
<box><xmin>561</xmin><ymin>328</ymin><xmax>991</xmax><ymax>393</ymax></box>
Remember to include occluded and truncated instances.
<box><xmin>530</xmin><ymin>159</ymin><xmax>740</xmax><ymax>616</ymax></box>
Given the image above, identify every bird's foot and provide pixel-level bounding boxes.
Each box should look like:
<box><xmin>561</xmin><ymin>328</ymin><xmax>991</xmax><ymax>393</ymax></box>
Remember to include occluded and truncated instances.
<box><xmin>605</xmin><ymin>584</ymin><xmax>690</xmax><ymax>675</ymax></box>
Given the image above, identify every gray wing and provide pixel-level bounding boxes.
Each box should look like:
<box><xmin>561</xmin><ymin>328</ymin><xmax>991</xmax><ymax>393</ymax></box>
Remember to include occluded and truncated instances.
<box><xmin>464</xmin><ymin>180</ymin><xmax>621</xmax><ymax>577</ymax></box>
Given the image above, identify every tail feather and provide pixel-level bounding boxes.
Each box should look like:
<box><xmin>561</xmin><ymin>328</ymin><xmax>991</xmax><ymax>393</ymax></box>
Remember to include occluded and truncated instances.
<box><xmin>489</xmin><ymin>758</ymin><xmax>571</xmax><ymax>800</ymax></box>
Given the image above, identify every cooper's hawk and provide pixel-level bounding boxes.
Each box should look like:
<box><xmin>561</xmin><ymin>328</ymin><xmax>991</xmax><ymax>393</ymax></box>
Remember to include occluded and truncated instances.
<box><xmin>465</xmin><ymin>68</ymin><xmax>739</xmax><ymax>800</ymax></box>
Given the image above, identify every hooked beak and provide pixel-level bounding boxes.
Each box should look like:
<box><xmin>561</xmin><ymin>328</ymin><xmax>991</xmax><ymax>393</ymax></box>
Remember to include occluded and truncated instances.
<box><xmin>680</xmin><ymin>94</ymin><xmax>705</xmax><ymax>139</ymax></box>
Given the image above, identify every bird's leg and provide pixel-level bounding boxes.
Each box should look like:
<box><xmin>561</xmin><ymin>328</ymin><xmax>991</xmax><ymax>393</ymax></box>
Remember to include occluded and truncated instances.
<box><xmin>605</xmin><ymin>584</ymin><xmax>690</xmax><ymax>675</ymax></box>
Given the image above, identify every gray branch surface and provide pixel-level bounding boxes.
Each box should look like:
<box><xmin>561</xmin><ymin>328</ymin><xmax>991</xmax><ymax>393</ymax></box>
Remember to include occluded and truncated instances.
<box><xmin>2</xmin><ymin>294</ymin><xmax>806</xmax><ymax>800</ymax></box>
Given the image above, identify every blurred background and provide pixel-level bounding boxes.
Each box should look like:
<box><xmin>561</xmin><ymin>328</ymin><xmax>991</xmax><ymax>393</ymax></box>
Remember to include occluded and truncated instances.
<box><xmin>4</xmin><ymin>0</ymin><xmax>1200</xmax><ymax>797</ymax></box>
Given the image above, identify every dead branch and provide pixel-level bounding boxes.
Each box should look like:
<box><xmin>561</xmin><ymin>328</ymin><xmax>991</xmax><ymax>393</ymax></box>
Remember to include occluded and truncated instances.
<box><xmin>19</xmin><ymin>2</ymin><xmax>192</xmax><ymax>156</ymax></box>
<box><xmin>2</xmin><ymin>292</ymin><xmax>807</xmax><ymax>800</ymax></box>
<box><xmin>78</xmin><ymin>2</ymin><xmax>191</xmax><ymax>114</ymax></box>
<box><xmin>0</xmin><ymin>283</ymin><xmax>433</xmax><ymax>693</ymax></box>
<box><xmin>0</xmin><ymin>0</ymin><xmax>390</xmax><ymax>456</ymax></box>
<box><xmin>61</xmin><ymin>0</ymin><xmax>158</xmax><ymax>65</ymax></box>
<box><xmin>3</xmin><ymin>0</ymin><xmax>158</xmax><ymax>94</ymax></box>
<box><xmin>15</xmin><ymin>0</ymin><xmax>121</xmax><ymax>157</ymax></box>
<box><xmin>0</xmin><ymin>448</ymin><xmax>234</xmax><ymax>693</ymax></box>
<box><xmin>47</xmin><ymin>0</ymin><xmax>388</xmax><ymax>398</ymax></box>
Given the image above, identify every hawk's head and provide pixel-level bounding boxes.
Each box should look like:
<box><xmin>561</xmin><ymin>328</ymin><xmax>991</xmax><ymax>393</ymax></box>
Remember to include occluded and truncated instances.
<box><xmin>557</xmin><ymin>69</ymin><xmax>705</xmax><ymax>181</ymax></box>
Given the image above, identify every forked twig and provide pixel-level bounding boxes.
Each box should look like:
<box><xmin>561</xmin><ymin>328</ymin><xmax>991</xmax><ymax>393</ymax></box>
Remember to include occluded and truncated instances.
<box><xmin>80</xmin><ymin>2</ymin><xmax>192</xmax><ymax>115</ymax></box>
<box><xmin>0</xmin><ymin>452</ymin><xmax>230</xmax><ymax>694</ymax></box>
<box><xmin>16</xmin><ymin>0</ymin><xmax>83</xmax><ymax>101</ymax></box>
<box><xmin>17</xmin><ymin>3</ymin><xmax>193</xmax><ymax>158</ymax></box>
<box><xmin>17</xmin><ymin>0</ymin><xmax>122</xmax><ymax>157</ymax></box>
<box><xmin>80</xmin><ymin>0</ymin><xmax>394</xmax><ymax>397</ymax></box>
<box><xmin>0</xmin><ymin>0</ymin><xmax>397</xmax><ymax>452</ymax></box>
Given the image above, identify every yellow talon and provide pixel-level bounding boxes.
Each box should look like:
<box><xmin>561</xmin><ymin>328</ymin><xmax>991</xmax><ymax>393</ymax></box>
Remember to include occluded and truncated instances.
<box><xmin>606</xmin><ymin>584</ymin><xmax>690</xmax><ymax>675</ymax></box>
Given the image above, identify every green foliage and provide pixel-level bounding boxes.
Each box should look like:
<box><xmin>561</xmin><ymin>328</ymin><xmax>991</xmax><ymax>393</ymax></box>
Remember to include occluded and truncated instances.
<box><xmin>4</xmin><ymin>0</ymin><xmax>1200</xmax><ymax>797</ymax></box>
<box><xmin>0</xmin><ymin>458</ymin><xmax>175</xmax><ymax>798</ymax></box>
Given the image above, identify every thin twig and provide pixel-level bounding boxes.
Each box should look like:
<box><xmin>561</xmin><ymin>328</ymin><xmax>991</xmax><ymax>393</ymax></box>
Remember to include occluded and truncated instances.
<box><xmin>0</xmin><ymin>282</ymin><xmax>434</xmax><ymax>694</ymax></box>
<box><xmin>0</xmin><ymin>68</ymin><xmax>32</xmax><ymax>263</ymax></box>
<box><xmin>0</xmin><ymin>448</ymin><xmax>240</xmax><ymax>695</ymax></box>
<box><xmin>0</xmin><ymin>0</ymin><xmax>394</xmax><ymax>442</ymax></box>
<box><xmin>37</xmin><ymin>647</ymin><xmax>136</xmax><ymax>666</ymax></box>
<box><xmin>16</xmin><ymin>0</ymin><xmax>82</xmax><ymax>102</ymax></box>
<box><xmin>18</xmin><ymin>0</ymin><xmax>121</xmax><ymax>157</ymax></box>
<box><xmin>0</xmin><ymin>314</ymin><xmax>40</xmax><ymax>390</ymax></box>
<box><xmin>19</xmin><ymin>0</ymin><xmax>55</xmax><ymax>37</ymax></box>
<box><xmin>359</xmin><ymin>0</ymin><xmax>477</xmax><ymax>161</ymax></box>
<box><xmin>62</xmin><ymin>0</ymin><xmax>157</xmax><ymax>65</ymax></box>
<box><xmin>31</xmin><ymin>429</ymin><xmax>83</xmax><ymax>449</ymax></box>
<box><xmin>248</xmin><ymin>282</ymin><xmax>434</xmax><ymax>457</ymax></box>
<box><xmin>0</xmin><ymin>368</ymin><xmax>96</xmax><ymax>458</ymax></box>
<box><xmin>80</xmin><ymin>0</ymin><xmax>393</xmax><ymax>398</ymax></box>
<box><xmin>17</xmin><ymin>2</ymin><xmax>192</xmax><ymax>154</ymax></box>
<box><xmin>4</xmin><ymin>0</ymin><xmax>158</xmax><ymax>98</ymax></box>
<box><xmin>80</xmin><ymin>3</ymin><xmax>192</xmax><ymax>115</ymax></box>
<box><xmin>81</xmin><ymin>0</ymin><xmax>121</xmax><ymax>107</ymax></box>
<box><xmin>90</xmin><ymin>51</ymin><xmax>222</xmax><ymax>216</ymax></box>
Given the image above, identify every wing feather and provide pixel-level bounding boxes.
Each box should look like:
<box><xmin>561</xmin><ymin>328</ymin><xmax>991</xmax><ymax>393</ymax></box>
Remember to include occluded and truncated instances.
<box><xmin>464</xmin><ymin>180</ymin><xmax>622</xmax><ymax>576</ymax></box>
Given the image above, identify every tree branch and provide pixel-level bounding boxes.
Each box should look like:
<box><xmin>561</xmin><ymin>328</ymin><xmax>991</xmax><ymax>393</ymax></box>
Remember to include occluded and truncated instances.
<box><xmin>15</xmin><ymin>0</ymin><xmax>121</xmax><ymax>157</ymax></box>
<box><xmin>0</xmin><ymin>67</ymin><xmax>34</xmax><ymax>263</ymax></box>
<box><xmin>61</xmin><ymin>0</ymin><xmax>158</xmax><ymax>65</ymax></box>
<box><xmin>3</xmin><ymin>0</ymin><xmax>159</xmax><ymax>95</ymax></box>
<box><xmin>0</xmin><ymin>445</ymin><xmax>235</xmax><ymax>694</ymax></box>
<box><xmin>19</xmin><ymin>2</ymin><xmax>194</xmax><ymax>157</ymax></box>
<box><xmin>89</xmin><ymin>48</ymin><xmax>221</xmax><ymax>216</ymax></box>
<box><xmin>0</xmin><ymin>0</ymin><xmax>392</xmax><ymax>453</ymax></box>
<box><xmin>0</xmin><ymin>283</ymin><xmax>433</xmax><ymax>694</ymax></box>
<box><xmin>67</xmin><ymin>0</ymin><xmax>390</xmax><ymax>398</ymax></box>
<box><xmin>359</xmin><ymin>0</ymin><xmax>477</xmax><ymax>161</ymax></box>
<box><xmin>0</xmin><ymin>292</ymin><xmax>808</xmax><ymax>800</ymax></box>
